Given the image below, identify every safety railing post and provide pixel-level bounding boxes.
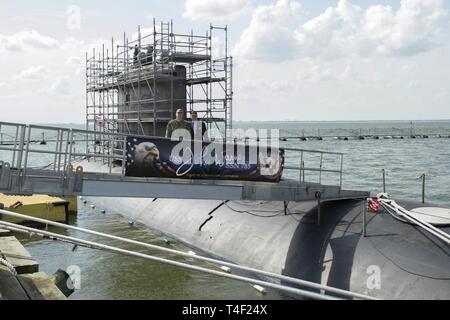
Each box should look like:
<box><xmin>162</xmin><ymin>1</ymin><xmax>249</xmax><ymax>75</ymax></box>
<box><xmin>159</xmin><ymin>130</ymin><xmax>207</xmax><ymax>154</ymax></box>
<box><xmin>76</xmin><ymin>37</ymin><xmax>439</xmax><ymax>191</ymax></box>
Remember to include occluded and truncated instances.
<box><xmin>109</xmin><ymin>133</ymin><xmax>113</xmax><ymax>174</ymax></box>
<box><xmin>21</xmin><ymin>125</ymin><xmax>31</xmax><ymax>187</ymax></box>
<box><xmin>362</xmin><ymin>198</ymin><xmax>367</xmax><ymax>237</ymax></box>
<box><xmin>382</xmin><ymin>169</ymin><xmax>386</xmax><ymax>193</ymax></box>
<box><xmin>121</xmin><ymin>136</ymin><xmax>127</xmax><ymax>177</ymax></box>
<box><xmin>15</xmin><ymin>125</ymin><xmax>26</xmax><ymax>172</ymax></box>
<box><xmin>63</xmin><ymin>129</ymin><xmax>74</xmax><ymax>187</ymax></box>
<box><xmin>420</xmin><ymin>173</ymin><xmax>426</xmax><ymax>204</ymax></box>
<box><xmin>63</xmin><ymin>129</ymin><xmax>70</xmax><ymax>172</ymax></box>
<box><xmin>302</xmin><ymin>160</ymin><xmax>305</xmax><ymax>182</ymax></box>
<box><xmin>63</xmin><ymin>130</ymin><xmax>68</xmax><ymax>171</ymax></box>
<box><xmin>299</xmin><ymin>151</ymin><xmax>303</xmax><ymax>183</ymax></box>
<box><xmin>12</xmin><ymin>125</ymin><xmax>19</xmax><ymax>166</ymax></box>
<box><xmin>319</xmin><ymin>152</ymin><xmax>323</xmax><ymax>184</ymax></box>
<box><xmin>316</xmin><ymin>191</ymin><xmax>321</xmax><ymax>226</ymax></box>
<box><xmin>57</xmin><ymin>129</ymin><xmax>64</xmax><ymax>174</ymax></box>
<box><xmin>53</xmin><ymin>129</ymin><xmax>59</xmax><ymax>171</ymax></box>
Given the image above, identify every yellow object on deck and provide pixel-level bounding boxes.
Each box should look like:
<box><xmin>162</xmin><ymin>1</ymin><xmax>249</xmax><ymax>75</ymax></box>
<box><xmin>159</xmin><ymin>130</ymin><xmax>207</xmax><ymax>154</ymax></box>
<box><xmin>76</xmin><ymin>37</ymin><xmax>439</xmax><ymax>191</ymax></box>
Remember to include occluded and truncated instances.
<box><xmin>0</xmin><ymin>194</ymin><xmax>75</xmax><ymax>224</ymax></box>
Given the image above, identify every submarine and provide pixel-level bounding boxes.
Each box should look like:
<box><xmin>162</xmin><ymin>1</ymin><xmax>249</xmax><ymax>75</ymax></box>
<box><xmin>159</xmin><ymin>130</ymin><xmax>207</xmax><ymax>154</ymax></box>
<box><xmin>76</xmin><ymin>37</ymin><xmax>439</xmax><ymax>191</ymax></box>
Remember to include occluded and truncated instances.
<box><xmin>77</xmin><ymin>20</ymin><xmax>449</xmax><ymax>299</ymax></box>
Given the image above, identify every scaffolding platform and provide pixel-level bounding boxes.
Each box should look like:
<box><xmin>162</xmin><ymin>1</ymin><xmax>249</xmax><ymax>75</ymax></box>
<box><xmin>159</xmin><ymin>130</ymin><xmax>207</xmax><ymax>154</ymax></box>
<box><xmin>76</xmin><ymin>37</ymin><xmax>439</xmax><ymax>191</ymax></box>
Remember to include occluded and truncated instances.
<box><xmin>86</xmin><ymin>20</ymin><xmax>233</xmax><ymax>137</ymax></box>
<box><xmin>186</xmin><ymin>77</ymin><xmax>226</xmax><ymax>86</ymax></box>
<box><xmin>113</xmin><ymin>117</ymin><xmax>173</xmax><ymax>124</ymax></box>
<box><xmin>168</xmin><ymin>53</ymin><xmax>211</xmax><ymax>63</ymax></box>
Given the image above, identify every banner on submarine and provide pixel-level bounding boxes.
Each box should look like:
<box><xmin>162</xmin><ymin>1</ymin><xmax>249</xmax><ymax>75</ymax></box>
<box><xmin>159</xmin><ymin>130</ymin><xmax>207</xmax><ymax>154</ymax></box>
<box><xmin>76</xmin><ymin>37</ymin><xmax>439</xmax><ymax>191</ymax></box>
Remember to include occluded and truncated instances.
<box><xmin>124</xmin><ymin>137</ymin><xmax>284</xmax><ymax>182</ymax></box>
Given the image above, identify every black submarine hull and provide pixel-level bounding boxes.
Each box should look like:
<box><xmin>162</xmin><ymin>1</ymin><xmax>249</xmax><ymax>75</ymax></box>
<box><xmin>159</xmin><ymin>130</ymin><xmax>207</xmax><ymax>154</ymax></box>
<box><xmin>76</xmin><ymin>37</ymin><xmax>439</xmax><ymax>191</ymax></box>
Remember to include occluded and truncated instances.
<box><xmin>85</xmin><ymin>184</ymin><xmax>450</xmax><ymax>299</ymax></box>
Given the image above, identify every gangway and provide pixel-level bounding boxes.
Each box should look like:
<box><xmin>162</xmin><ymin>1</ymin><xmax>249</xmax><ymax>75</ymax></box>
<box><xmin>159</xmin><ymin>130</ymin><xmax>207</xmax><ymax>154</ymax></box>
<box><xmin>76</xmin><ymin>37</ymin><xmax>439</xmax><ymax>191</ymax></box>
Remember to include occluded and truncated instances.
<box><xmin>0</xmin><ymin>122</ymin><xmax>369</xmax><ymax>202</ymax></box>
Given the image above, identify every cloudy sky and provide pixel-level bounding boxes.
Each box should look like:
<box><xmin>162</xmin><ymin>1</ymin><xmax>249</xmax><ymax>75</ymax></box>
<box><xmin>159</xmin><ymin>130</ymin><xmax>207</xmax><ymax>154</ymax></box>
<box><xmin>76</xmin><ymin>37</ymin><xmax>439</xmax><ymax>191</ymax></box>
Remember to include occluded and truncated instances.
<box><xmin>0</xmin><ymin>0</ymin><xmax>449</xmax><ymax>123</ymax></box>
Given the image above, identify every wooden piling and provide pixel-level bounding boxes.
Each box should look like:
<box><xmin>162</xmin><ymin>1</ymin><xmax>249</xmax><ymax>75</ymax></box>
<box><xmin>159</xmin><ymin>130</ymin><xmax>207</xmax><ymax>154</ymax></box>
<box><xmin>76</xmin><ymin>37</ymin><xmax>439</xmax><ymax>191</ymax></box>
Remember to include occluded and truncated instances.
<box><xmin>0</xmin><ymin>228</ymin><xmax>10</xmax><ymax>237</ymax></box>
<box><xmin>0</xmin><ymin>236</ymin><xmax>67</xmax><ymax>300</ymax></box>
<box><xmin>0</xmin><ymin>236</ymin><xmax>39</xmax><ymax>274</ymax></box>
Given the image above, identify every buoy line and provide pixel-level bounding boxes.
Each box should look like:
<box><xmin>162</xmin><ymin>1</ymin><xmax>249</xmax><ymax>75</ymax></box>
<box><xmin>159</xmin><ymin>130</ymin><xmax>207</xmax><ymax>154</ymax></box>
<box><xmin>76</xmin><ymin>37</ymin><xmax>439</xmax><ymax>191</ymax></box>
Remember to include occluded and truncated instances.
<box><xmin>0</xmin><ymin>209</ymin><xmax>376</xmax><ymax>300</ymax></box>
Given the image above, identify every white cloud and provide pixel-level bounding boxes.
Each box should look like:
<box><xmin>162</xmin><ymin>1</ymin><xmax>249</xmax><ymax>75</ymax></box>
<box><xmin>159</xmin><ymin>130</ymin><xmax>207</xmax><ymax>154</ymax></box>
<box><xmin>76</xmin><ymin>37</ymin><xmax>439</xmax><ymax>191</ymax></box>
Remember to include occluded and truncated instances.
<box><xmin>144</xmin><ymin>13</ymin><xmax>155</xmax><ymax>22</ymax></box>
<box><xmin>360</xmin><ymin>0</ymin><xmax>447</xmax><ymax>56</ymax></box>
<box><xmin>49</xmin><ymin>78</ymin><xmax>70</xmax><ymax>95</ymax></box>
<box><xmin>183</xmin><ymin>0</ymin><xmax>251</xmax><ymax>21</ymax></box>
<box><xmin>131</xmin><ymin>27</ymin><xmax>156</xmax><ymax>43</ymax></box>
<box><xmin>66</xmin><ymin>56</ymin><xmax>82</xmax><ymax>66</ymax></box>
<box><xmin>211</xmin><ymin>36</ymin><xmax>225</xmax><ymax>58</ymax></box>
<box><xmin>0</xmin><ymin>30</ymin><xmax>59</xmax><ymax>52</ymax></box>
<box><xmin>60</xmin><ymin>37</ymin><xmax>85</xmax><ymax>51</ymax></box>
<box><xmin>14</xmin><ymin>65</ymin><xmax>49</xmax><ymax>81</ymax></box>
<box><xmin>66</xmin><ymin>55</ymin><xmax>84</xmax><ymax>75</ymax></box>
<box><xmin>232</xmin><ymin>0</ymin><xmax>302</xmax><ymax>61</ymax></box>
<box><xmin>233</xmin><ymin>0</ymin><xmax>447</xmax><ymax>62</ymax></box>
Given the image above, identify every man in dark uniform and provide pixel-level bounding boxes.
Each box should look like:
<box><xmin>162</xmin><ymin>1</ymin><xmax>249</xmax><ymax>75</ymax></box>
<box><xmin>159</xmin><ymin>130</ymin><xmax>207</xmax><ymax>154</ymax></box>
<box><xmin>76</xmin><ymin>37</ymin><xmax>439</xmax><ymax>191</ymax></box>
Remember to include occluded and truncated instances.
<box><xmin>133</xmin><ymin>44</ymin><xmax>140</xmax><ymax>65</ymax></box>
<box><xmin>190</xmin><ymin>111</ymin><xmax>207</xmax><ymax>141</ymax></box>
<box><xmin>146</xmin><ymin>45</ymin><xmax>154</xmax><ymax>65</ymax></box>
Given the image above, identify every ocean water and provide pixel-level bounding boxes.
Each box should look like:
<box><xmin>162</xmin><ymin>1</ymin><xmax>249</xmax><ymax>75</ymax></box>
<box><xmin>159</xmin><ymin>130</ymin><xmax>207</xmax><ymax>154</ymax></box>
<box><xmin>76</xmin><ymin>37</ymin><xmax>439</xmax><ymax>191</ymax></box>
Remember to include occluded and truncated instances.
<box><xmin>2</xmin><ymin>120</ymin><xmax>450</xmax><ymax>299</ymax></box>
<box><xmin>234</xmin><ymin>121</ymin><xmax>450</xmax><ymax>207</ymax></box>
<box><xmin>21</xmin><ymin>207</ymin><xmax>285</xmax><ymax>300</ymax></box>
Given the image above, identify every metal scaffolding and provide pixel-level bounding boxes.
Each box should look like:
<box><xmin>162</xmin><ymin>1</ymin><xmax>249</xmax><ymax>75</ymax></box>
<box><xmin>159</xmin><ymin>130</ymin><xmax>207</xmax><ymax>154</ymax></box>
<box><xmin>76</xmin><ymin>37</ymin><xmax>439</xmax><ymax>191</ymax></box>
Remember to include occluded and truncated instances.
<box><xmin>86</xmin><ymin>19</ymin><xmax>233</xmax><ymax>142</ymax></box>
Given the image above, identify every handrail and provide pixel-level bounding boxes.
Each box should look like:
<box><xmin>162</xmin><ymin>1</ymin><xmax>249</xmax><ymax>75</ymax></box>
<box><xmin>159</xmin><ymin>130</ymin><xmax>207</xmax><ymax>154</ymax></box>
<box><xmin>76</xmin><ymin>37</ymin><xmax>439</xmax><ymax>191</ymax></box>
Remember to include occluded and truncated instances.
<box><xmin>283</xmin><ymin>147</ymin><xmax>344</xmax><ymax>188</ymax></box>
<box><xmin>0</xmin><ymin>121</ymin><xmax>345</xmax><ymax>189</ymax></box>
<box><xmin>283</xmin><ymin>147</ymin><xmax>344</xmax><ymax>156</ymax></box>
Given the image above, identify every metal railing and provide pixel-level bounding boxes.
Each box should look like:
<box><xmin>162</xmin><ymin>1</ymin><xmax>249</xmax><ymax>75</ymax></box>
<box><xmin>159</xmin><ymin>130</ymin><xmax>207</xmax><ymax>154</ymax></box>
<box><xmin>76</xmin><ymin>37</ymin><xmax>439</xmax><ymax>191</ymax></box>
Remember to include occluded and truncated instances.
<box><xmin>283</xmin><ymin>147</ymin><xmax>344</xmax><ymax>188</ymax></box>
<box><xmin>381</xmin><ymin>169</ymin><xmax>428</xmax><ymax>204</ymax></box>
<box><xmin>0</xmin><ymin>122</ymin><xmax>129</xmax><ymax>188</ymax></box>
<box><xmin>0</xmin><ymin>121</ymin><xmax>345</xmax><ymax>189</ymax></box>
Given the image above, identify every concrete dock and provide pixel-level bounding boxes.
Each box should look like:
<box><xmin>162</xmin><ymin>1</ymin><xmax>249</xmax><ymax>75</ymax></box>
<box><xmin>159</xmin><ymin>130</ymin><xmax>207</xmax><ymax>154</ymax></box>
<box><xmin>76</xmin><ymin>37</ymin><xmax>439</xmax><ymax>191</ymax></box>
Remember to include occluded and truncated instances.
<box><xmin>0</xmin><ymin>194</ymin><xmax>76</xmax><ymax>224</ymax></box>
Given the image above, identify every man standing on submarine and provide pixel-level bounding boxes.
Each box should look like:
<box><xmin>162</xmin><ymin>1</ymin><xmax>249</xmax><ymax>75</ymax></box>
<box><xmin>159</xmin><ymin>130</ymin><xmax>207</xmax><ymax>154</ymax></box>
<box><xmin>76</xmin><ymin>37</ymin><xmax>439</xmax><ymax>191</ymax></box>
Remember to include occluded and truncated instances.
<box><xmin>165</xmin><ymin>108</ymin><xmax>192</xmax><ymax>140</ymax></box>
<box><xmin>190</xmin><ymin>111</ymin><xmax>208</xmax><ymax>141</ymax></box>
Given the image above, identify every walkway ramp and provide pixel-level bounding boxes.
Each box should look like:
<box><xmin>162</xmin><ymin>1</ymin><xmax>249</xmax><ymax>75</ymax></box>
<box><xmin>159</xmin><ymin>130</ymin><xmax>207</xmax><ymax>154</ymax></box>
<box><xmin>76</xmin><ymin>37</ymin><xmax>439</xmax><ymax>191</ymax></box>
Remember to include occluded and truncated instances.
<box><xmin>0</xmin><ymin>122</ymin><xmax>369</xmax><ymax>202</ymax></box>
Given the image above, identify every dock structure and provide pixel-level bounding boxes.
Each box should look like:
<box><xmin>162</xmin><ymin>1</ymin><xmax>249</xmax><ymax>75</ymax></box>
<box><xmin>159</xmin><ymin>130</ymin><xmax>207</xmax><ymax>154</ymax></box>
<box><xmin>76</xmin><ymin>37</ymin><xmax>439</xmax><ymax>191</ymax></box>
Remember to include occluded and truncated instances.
<box><xmin>0</xmin><ymin>121</ymin><xmax>369</xmax><ymax>202</ymax></box>
<box><xmin>0</xmin><ymin>236</ymin><xmax>38</xmax><ymax>274</ymax></box>
<box><xmin>0</xmin><ymin>193</ymin><xmax>73</xmax><ymax>224</ymax></box>
<box><xmin>0</xmin><ymin>236</ymin><xmax>67</xmax><ymax>300</ymax></box>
